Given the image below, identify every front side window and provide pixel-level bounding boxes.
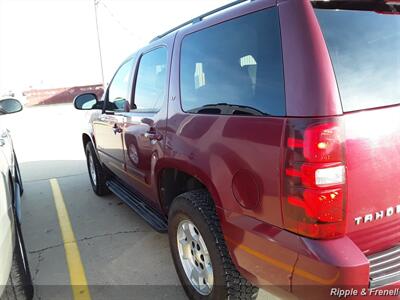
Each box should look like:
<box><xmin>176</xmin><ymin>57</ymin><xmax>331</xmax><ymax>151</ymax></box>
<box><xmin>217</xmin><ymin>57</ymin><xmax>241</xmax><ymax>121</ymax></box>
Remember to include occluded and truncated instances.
<box><xmin>107</xmin><ymin>58</ymin><xmax>135</xmax><ymax>111</ymax></box>
<box><xmin>180</xmin><ymin>7</ymin><xmax>285</xmax><ymax>116</ymax></box>
<box><xmin>134</xmin><ymin>47</ymin><xmax>168</xmax><ymax>111</ymax></box>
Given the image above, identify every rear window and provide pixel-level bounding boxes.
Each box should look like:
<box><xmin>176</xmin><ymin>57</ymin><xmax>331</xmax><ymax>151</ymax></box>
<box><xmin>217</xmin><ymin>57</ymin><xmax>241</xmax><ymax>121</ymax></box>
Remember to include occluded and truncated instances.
<box><xmin>315</xmin><ymin>9</ymin><xmax>400</xmax><ymax>112</ymax></box>
<box><xmin>180</xmin><ymin>7</ymin><xmax>285</xmax><ymax>116</ymax></box>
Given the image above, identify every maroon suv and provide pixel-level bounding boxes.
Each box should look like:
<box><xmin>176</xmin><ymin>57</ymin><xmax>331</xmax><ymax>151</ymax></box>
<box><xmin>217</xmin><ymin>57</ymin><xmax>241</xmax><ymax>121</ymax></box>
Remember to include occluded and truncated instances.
<box><xmin>74</xmin><ymin>0</ymin><xmax>400</xmax><ymax>299</ymax></box>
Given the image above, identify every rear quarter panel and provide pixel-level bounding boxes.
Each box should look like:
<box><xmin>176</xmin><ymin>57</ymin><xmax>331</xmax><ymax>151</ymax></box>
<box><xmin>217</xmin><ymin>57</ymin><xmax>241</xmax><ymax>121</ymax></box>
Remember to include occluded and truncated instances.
<box><xmin>162</xmin><ymin>0</ymin><xmax>299</xmax><ymax>288</ymax></box>
<box><xmin>166</xmin><ymin>0</ymin><xmax>283</xmax><ymax>230</ymax></box>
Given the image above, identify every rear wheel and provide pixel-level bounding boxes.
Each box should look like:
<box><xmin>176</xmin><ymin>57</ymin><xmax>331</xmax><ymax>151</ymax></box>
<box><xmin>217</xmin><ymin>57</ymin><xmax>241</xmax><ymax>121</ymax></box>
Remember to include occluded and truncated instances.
<box><xmin>85</xmin><ymin>142</ymin><xmax>109</xmax><ymax>196</ymax></box>
<box><xmin>168</xmin><ymin>190</ymin><xmax>259</xmax><ymax>300</ymax></box>
<box><xmin>1</xmin><ymin>217</ymin><xmax>33</xmax><ymax>300</ymax></box>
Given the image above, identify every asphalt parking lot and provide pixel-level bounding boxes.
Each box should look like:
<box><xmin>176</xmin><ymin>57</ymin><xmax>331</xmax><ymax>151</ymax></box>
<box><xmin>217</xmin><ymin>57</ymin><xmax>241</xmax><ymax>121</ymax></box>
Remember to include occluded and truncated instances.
<box><xmin>2</xmin><ymin>104</ymin><xmax>272</xmax><ymax>300</ymax></box>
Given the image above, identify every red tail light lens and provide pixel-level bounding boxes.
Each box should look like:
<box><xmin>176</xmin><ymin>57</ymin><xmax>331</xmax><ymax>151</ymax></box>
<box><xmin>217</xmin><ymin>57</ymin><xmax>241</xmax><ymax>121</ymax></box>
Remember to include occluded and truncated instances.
<box><xmin>282</xmin><ymin>119</ymin><xmax>347</xmax><ymax>239</ymax></box>
<box><xmin>304</xmin><ymin>123</ymin><xmax>342</xmax><ymax>162</ymax></box>
<box><xmin>289</xmin><ymin>188</ymin><xmax>344</xmax><ymax>222</ymax></box>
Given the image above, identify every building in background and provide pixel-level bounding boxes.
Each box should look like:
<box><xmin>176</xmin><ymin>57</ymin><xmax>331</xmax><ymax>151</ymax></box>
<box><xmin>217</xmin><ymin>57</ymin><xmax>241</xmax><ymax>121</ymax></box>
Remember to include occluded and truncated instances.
<box><xmin>23</xmin><ymin>84</ymin><xmax>104</xmax><ymax>106</ymax></box>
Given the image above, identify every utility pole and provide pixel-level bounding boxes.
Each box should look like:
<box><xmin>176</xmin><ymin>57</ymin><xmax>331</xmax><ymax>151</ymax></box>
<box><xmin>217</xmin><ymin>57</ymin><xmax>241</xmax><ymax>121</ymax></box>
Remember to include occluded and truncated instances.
<box><xmin>93</xmin><ymin>0</ymin><xmax>105</xmax><ymax>87</ymax></box>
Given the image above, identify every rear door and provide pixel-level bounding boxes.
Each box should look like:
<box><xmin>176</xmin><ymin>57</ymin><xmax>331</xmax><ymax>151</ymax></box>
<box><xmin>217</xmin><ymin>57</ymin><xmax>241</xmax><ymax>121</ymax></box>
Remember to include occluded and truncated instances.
<box><xmin>94</xmin><ymin>57</ymin><xmax>135</xmax><ymax>175</ymax></box>
<box><xmin>122</xmin><ymin>46</ymin><xmax>169</xmax><ymax>206</ymax></box>
<box><xmin>315</xmin><ymin>5</ymin><xmax>400</xmax><ymax>253</ymax></box>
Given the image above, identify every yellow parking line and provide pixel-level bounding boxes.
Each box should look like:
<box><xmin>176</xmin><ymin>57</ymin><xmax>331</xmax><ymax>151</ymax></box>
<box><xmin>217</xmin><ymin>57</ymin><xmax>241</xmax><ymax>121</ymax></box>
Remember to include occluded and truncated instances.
<box><xmin>50</xmin><ymin>178</ymin><xmax>92</xmax><ymax>300</ymax></box>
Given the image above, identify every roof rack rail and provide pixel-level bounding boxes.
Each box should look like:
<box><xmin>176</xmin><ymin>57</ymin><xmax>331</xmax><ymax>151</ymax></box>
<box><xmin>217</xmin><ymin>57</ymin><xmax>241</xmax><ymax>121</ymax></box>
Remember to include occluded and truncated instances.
<box><xmin>150</xmin><ymin>0</ymin><xmax>253</xmax><ymax>43</ymax></box>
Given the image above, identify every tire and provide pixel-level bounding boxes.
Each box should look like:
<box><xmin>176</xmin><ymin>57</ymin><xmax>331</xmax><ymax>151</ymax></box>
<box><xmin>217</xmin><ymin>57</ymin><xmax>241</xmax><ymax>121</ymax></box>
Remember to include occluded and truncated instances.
<box><xmin>14</xmin><ymin>154</ymin><xmax>23</xmax><ymax>196</ymax></box>
<box><xmin>168</xmin><ymin>190</ymin><xmax>259</xmax><ymax>300</ymax></box>
<box><xmin>1</xmin><ymin>219</ymin><xmax>33</xmax><ymax>300</ymax></box>
<box><xmin>85</xmin><ymin>142</ymin><xmax>109</xmax><ymax>196</ymax></box>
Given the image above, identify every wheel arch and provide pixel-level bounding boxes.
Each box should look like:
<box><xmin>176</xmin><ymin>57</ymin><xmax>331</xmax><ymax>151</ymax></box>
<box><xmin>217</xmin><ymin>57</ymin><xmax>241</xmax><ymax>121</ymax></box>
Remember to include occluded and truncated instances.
<box><xmin>156</xmin><ymin>159</ymin><xmax>223</xmax><ymax>214</ymax></box>
<box><xmin>82</xmin><ymin>133</ymin><xmax>94</xmax><ymax>148</ymax></box>
<box><xmin>82</xmin><ymin>133</ymin><xmax>99</xmax><ymax>159</ymax></box>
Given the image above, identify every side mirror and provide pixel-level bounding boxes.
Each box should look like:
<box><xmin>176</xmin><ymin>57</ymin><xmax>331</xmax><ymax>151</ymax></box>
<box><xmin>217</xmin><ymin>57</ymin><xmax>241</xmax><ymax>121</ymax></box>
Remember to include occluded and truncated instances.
<box><xmin>123</xmin><ymin>100</ymin><xmax>130</xmax><ymax>112</ymax></box>
<box><xmin>0</xmin><ymin>98</ymin><xmax>23</xmax><ymax>115</ymax></box>
<box><xmin>73</xmin><ymin>93</ymin><xmax>99</xmax><ymax>110</ymax></box>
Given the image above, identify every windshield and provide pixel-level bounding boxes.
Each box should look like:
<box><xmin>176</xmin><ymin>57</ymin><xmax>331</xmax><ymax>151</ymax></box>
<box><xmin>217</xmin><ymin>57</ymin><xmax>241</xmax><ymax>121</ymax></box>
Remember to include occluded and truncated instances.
<box><xmin>315</xmin><ymin>8</ymin><xmax>400</xmax><ymax>112</ymax></box>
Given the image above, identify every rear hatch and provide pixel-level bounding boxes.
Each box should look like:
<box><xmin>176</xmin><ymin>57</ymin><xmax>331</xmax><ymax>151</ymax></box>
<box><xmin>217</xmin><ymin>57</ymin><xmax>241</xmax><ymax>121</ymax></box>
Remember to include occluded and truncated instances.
<box><xmin>314</xmin><ymin>1</ymin><xmax>400</xmax><ymax>253</ymax></box>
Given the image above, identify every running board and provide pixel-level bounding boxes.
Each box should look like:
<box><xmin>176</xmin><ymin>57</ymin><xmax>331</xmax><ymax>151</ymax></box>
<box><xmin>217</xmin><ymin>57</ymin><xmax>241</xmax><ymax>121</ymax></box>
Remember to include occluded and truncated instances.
<box><xmin>106</xmin><ymin>179</ymin><xmax>168</xmax><ymax>232</ymax></box>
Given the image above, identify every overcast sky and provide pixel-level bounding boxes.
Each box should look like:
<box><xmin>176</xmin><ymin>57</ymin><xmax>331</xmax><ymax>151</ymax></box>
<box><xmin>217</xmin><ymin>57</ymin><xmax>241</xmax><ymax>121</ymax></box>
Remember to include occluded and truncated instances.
<box><xmin>0</xmin><ymin>0</ymin><xmax>231</xmax><ymax>93</ymax></box>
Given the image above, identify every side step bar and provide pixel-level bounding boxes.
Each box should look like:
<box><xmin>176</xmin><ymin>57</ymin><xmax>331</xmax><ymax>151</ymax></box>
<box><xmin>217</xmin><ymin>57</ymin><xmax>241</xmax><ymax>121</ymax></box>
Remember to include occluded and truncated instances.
<box><xmin>106</xmin><ymin>179</ymin><xmax>168</xmax><ymax>232</ymax></box>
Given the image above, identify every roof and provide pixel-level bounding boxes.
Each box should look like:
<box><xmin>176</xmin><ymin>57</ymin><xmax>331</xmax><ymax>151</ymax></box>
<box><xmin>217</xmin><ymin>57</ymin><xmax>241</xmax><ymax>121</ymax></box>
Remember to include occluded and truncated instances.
<box><xmin>149</xmin><ymin>0</ymin><xmax>255</xmax><ymax>43</ymax></box>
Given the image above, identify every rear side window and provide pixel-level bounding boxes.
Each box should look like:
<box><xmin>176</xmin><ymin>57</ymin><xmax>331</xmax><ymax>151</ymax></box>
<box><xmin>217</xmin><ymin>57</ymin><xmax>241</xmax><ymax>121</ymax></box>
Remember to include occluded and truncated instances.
<box><xmin>315</xmin><ymin>9</ymin><xmax>400</xmax><ymax>112</ymax></box>
<box><xmin>180</xmin><ymin>7</ymin><xmax>285</xmax><ymax>116</ymax></box>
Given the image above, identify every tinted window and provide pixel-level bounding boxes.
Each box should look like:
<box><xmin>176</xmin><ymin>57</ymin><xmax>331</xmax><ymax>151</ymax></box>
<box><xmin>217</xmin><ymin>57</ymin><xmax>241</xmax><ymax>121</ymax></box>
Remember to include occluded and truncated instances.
<box><xmin>107</xmin><ymin>58</ymin><xmax>134</xmax><ymax>111</ymax></box>
<box><xmin>316</xmin><ymin>9</ymin><xmax>400</xmax><ymax>112</ymax></box>
<box><xmin>180</xmin><ymin>7</ymin><xmax>285</xmax><ymax>116</ymax></box>
<box><xmin>134</xmin><ymin>47</ymin><xmax>168</xmax><ymax>111</ymax></box>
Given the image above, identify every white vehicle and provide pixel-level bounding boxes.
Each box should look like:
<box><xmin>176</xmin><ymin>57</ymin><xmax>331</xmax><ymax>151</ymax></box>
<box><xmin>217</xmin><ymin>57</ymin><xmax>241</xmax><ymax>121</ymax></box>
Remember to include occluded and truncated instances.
<box><xmin>0</xmin><ymin>98</ymin><xmax>32</xmax><ymax>300</ymax></box>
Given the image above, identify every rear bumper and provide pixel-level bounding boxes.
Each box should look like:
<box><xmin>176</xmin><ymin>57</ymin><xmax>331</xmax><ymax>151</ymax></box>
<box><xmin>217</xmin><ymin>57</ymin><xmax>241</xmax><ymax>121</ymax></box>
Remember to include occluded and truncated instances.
<box><xmin>218</xmin><ymin>209</ymin><xmax>400</xmax><ymax>300</ymax></box>
<box><xmin>290</xmin><ymin>235</ymin><xmax>369</xmax><ymax>300</ymax></box>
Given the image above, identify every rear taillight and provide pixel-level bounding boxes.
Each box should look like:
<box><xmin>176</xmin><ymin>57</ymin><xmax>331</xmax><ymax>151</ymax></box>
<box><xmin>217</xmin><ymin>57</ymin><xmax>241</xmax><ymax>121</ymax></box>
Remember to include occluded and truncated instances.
<box><xmin>282</xmin><ymin>119</ymin><xmax>347</xmax><ymax>239</ymax></box>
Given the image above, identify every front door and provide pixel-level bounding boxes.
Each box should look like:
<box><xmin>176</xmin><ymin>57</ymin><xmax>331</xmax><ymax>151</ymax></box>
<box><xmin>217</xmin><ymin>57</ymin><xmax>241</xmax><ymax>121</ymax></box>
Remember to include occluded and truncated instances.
<box><xmin>93</xmin><ymin>57</ymin><xmax>135</xmax><ymax>175</ymax></box>
<box><xmin>122</xmin><ymin>47</ymin><xmax>168</xmax><ymax>206</ymax></box>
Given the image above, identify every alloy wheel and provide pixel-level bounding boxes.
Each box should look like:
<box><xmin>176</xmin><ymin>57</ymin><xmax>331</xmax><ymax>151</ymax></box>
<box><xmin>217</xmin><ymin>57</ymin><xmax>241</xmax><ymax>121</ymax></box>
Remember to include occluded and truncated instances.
<box><xmin>177</xmin><ymin>219</ymin><xmax>214</xmax><ymax>295</ymax></box>
<box><xmin>88</xmin><ymin>152</ymin><xmax>97</xmax><ymax>186</ymax></box>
